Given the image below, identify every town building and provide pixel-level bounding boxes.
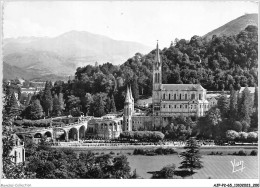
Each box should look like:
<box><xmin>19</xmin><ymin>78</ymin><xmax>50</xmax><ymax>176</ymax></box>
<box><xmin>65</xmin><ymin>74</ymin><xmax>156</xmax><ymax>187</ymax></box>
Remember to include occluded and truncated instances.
<box><xmin>207</xmin><ymin>97</ymin><xmax>218</xmax><ymax>109</ymax></box>
<box><xmin>21</xmin><ymin>87</ymin><xmax>42</xmax><ymax>95</ymax></box>
<box><xmin>86</xmin><ymin>114</ymin><xmax>123</xmax><ymax>139</ymax></box>
<box><xmin>123</xmin><ymin>86</ymin><xmax>153</xmax><ymax>131</ymax></box>
<box><xmin>9</xmin><ymin>134</ymin><xmax>25</xmax><ymax>164</ymax></box>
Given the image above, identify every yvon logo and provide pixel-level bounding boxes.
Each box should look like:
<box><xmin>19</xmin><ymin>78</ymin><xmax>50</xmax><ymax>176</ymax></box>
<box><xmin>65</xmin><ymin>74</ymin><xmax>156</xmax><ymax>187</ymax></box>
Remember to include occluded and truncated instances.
<box><xmin>231</xmin><ymin>159</ymin><xmax>245</xmax><ymax>173</ymax></box>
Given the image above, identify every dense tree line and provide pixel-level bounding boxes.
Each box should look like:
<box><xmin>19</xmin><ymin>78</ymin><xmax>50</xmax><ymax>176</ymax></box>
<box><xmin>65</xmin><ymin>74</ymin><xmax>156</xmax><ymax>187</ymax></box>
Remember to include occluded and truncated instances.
<box><xmin>120</xmin><ymin>131</ymin><xmax>164</xmax><ymax>142</ymax></box>
<box><xmin>2</xmin><ymin>82</ymin><xmax>34</xmax><ymax>178</ymax></box>
<box><xmin>8</xmin><ymin>25</ymin><xmax>257</xmax><ymax>120</ymax></box>
<box><xmin>196</xmin><ymin>86</ymin><xmax>258</xmax><ymax>140</ymax></box>
<box><xmin>55</xmin><ymin>25</ymin><xmax>257</xmax><ymax>113</ymax></box>
<box><xmin>23</xmin><ymin>138</ymin><xmax>136</xmax><ymax>179</ymax></box>
<box><xmin>162</xmin><ymin>116</ymin><xmax>194</xmax><ymax>140</ymax></box>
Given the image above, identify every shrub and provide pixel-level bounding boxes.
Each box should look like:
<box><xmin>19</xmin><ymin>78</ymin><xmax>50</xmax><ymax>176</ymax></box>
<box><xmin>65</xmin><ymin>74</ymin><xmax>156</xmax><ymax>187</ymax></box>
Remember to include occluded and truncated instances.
<box><xmin>152</xmin><ymin>164</ymin><xmax>176</xmax><ymax>179</ymax></box>
<box><xmin>133</xmin><ymin>149</ymin><xmax>145</xmax><ymax>155</ymax></box>
<box><xmin>238</xmin><ymin>132</ymin><xmax>248</xmax><ymax>142</ymax></box>
<box><xmin>237</xmin><ymin>150</ymin><xmax>247</xmax><ymax>156</ymax></box>
<box><xmin>250</xmin><ymin>150</ymin><xmax>257</xmax><ymax>156</ymax></box>
<box><xmin>120</xmin><ymin>131</ymin><xmax>164</xmax><ymax>142</ymax></box>
<box><xmin>109</xmin><ymin>151</ymin><xmax>115</xmax><ymax>155</ymax></box>
<box><xmin>247</xmin><ymin>132</ymin><xmax>258</xmax><ymax>142</ymax></box>
<box><xmin>208</xmin><ymin>151</ymin><xmax>223</xmax><ymax>155</ymax></box>
<box><xmin>208</xmin><ymin>151</ymin><xmax>215</xmax><ymax>155</ymax></box>
<box><xmin>155</xmin><ymin>147</ymin><xmax>163</xmax><ymax>155</ymax></box>
<box><xmin>145</xmin><ymin>152</ymin><xmax>157</xmax><ymax>156</ymax></box>
<box><xmin>226</xmin><ymin>130</ymin><xmax>239</xmax><ymax>141</ymax></box>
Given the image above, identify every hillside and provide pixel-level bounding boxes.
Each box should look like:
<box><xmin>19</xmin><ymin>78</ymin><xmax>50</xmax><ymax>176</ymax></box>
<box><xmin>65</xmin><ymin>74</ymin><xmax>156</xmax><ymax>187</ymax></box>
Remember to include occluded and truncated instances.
<box><xmin>3</xmin><ymin>62</ymin><xmax>37</xmax><ymax>80</ymax></box>
<box><xmin>3</xmin><ymin>62</ymin><xmax>69</xmax><ymax>81</ymax></box>
<box><xmin>204</xmin><ymin>13</ymin><xmax>258</xmax><ymax>39</ymax></box>
<box><xmin>3</xmin><ymin>30</ymin><xmax>152</xmax><ymax>79</ymax></box>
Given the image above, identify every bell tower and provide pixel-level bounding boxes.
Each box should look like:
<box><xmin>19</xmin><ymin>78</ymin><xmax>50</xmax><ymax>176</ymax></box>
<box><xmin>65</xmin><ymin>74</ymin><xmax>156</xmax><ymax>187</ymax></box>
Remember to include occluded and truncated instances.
<box><xmin>152</xmin><ymin>41</ymin><xmax>162</xmax><ymax>129</ymax></box>
<box><xmin>123</xmin><ymin>85</ymin><xmax>134</xmax><ymax>131</ymax></box>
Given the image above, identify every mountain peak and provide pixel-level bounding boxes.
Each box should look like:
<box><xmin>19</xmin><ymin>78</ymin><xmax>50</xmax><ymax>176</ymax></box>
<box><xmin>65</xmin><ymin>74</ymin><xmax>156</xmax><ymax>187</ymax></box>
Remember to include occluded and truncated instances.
<box><xmin>3</xmin><ymin>30</ymin><xmax>152</xmax><ymax>79</ymax></box>
<box><xmin>204</xmin><ymin>13</ymin><xmax>258</xmax><ymax>39</ymax></box>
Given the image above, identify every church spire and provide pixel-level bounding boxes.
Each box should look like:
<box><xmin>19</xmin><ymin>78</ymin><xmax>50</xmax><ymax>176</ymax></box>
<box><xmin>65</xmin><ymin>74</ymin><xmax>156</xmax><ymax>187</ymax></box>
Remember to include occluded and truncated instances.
<box><xmin>129</xmin><ymin>85</ymin><xmax>133</xmax><ymax>100</ymax></box>
<box><xmin>125</xmin><ymin>85</ymin><xmax>131</xmax><ymax>103</ymax></box>
<box><xmin>155</xmin><ymin>40</ymin><xmax>161</xmax><ymax>63</ymax></box>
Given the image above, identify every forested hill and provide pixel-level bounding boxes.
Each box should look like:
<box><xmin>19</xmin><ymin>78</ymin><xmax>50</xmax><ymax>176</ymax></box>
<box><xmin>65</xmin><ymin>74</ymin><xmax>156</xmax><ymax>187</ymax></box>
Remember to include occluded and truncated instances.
<box><xmin>70</xmin><ymin>25</ymin><xmax>257</xmax><ymax>111</ymax></box>
<box><xmin>204</xmin><ymin>13</ymin><xmax>258</xmax><ymax>40</ymax></box>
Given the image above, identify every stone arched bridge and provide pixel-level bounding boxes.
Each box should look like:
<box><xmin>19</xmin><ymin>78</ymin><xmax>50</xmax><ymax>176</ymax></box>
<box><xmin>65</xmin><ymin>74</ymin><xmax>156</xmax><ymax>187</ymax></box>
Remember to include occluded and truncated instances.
<box><xmin>16</xmin><ymin>116</ymin><xmax>93</xmax><ymax>142</ymax></box>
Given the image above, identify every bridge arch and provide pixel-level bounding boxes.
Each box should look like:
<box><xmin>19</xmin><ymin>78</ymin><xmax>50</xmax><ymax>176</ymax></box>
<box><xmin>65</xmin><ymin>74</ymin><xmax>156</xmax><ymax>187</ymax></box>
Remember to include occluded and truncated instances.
<box><xmin>44</xmin><ymin>131</ymin><xmax>52</xmax><ymax>138</ymax></box>
<box><xmin>54</xmin><ymin>129</ymin><xmax>67</xmax><ymax>141</ymax></box>
<box><xmin>68</xmin><ymin>127</ymin><xmax>78</xmax><ymax>141</ymax></box>
<box><xmin>79</xmin><ymin>125</ymin><xmax>85</xmax><ymax>140</ymax></box>
<box><xmin>34</xmin><ymin>133</ymin><xmax>42</xmax><ymax>138</ymax></box>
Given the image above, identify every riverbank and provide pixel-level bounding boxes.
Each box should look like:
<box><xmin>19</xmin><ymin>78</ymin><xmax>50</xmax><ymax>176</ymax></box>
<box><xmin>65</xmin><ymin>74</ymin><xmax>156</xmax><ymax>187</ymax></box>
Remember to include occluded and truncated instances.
<box><xmin>52</xmin><ymin>144</ymin><xmax>258</xmax><ymax>152</ymax></box>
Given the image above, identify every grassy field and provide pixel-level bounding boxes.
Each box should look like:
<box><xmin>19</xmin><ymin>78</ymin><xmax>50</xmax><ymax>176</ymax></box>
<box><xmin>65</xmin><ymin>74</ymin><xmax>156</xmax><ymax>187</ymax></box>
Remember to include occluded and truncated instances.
<box><xmin>72</xmin><ymin>147</ymin><xmax>258</xmax><ymax>179</ymax></box>
<box><xmin>127</xmin><ymin>155</ymin><xmax>258</xmax><ymax>179</ymax></box>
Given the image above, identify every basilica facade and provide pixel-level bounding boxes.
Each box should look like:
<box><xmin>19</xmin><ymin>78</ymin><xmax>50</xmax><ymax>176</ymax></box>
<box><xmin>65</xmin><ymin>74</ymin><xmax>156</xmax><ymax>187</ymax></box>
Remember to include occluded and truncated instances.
<box><xmin>152</xmin><ymin>42</ymin><xmax>209</xmax><ymax>128</ymax></box>
<box><xmin>123</xmin><ymin>42</ymin><xmax>210</xmax><ymax>130</ymax></box>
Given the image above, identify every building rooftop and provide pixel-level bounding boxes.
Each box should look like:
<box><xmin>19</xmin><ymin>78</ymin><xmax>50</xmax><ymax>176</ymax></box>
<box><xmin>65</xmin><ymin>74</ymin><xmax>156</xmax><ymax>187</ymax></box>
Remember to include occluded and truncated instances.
<box><xmin>161</xmin><ymin>84</ymin><xmax>205</xmax><ymax>91</ymax></box>
<box><xmin>239</xmin><ymin>87</ymin><xmax>256</xmax><ymax>94</ymax></box>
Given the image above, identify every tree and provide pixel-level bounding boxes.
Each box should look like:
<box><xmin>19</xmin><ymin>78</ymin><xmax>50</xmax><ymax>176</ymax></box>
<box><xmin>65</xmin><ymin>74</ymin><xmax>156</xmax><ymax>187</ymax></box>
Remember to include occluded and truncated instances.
<box><xmin>81</xmin><ymin>93</ymin><xmax>93</xmax><ymax>115</ymax></box>
<box><xmin>226</xmin><ymin>130</ymin><xmax>239</xmax><ymax>141</ymax></box>
<box><xmin>206</xmin><ymin>107</ymin><xmax>222</xmax><ymax>127</ymax></box>
<box><xmin>110</xmin><ymin>95</ymin><xmax>117</xmax><ymax>113</ymax></box>
<box><xmin>42</xmin><ymin>81</ymin><xmax>53</xmax><ymax>116</ymax></box>
<box><xmin>93</xmin><ymin>94</ymin><xmax>106</xmax><ymax>117</ymax></box>
<box><xmin>239</xmin><ymin>132</ymin><xmax>248</xmax><ymax>143</ymax></box>
<box><xmin>229</xmin><ymin>88</ymin><xmax>238</xmax><ymax>120</ymax></box>
<box><xmin>178</xmin><ymin>137</ymin><xmax>203</xmax><ymax>174</ymax></box>
<box><xmin>2</xmin><ymin>88</ymin><xmax>33</xmax><ymax>179</ymax></box>
<box><xmin>232</xmin><ymin>121</ymin><xmax>242</xmax><ymax>132</ymax></box>
<box><xmin>204</xmin><ymin>107</ymin><xmax>222</xmax><ymax>138</ymax></box>
<box><xmin>241</xmin><ymin>121</ymin><xmax>250</xmax><ymax>132</ymax></box>
<box><xmin>217</xmin><ymin>94</ymin><xmax>229</xmax><ymax>118</ymax></box>
<box><xmin>152</xmin><ymin>164</ymin><xmax>176</xmax><ymax>179</ymax></box>
<box><xmin>254</xmin><ymin>86</ymin><xmax>258</xmax><ymax>109</ymax></box>
<box><xmin>105</xmin><ymin>97</ymin><xmax>111</xmax><ymax>114</ymax></box>
<box><xmin>58</xmin><ymin>93</ymin><xmax>65</xmax><ymax>111</ymax></box>
<box><xmin>67</xmin><ymin>95</ymin><xmax>81</xmax><ymax>110</ymax></box>
<box><xmin>5</xmin><ymin>92</ymin><xmax>20</xmax><ymax>119</ymax></box>
<box><xmin>131</xmin><ymin>75</ymin><xmax>139</xmax><ymax>101</ymax></box>
<box><xmin>247</xmin><ymin>132</ymin><xmax>258</xmax><ymax>143</ymax></box>
<box><xmin>52</xmin><ymin>94</ymin><xmax>62</xmax><ymax>116</ymax></box>
<box><xmin>111</xmin><ymin>155</ymin><xmax>131</xmax><ymax>178</ymax></box>
<box><xmin>29</xmin><ymin>99</ymin><xmax>44</xmax><ymax>120</ymax></box>
<box><xmin>238</xmin><ymin>87</ymin><xmax>252</xmax><ymax>124</ymax></box>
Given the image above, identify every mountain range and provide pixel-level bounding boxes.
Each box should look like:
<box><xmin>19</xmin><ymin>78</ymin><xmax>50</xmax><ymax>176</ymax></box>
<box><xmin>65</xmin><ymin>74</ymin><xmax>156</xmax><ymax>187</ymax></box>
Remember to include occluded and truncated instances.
<box><xmin>3</xmin><ymin>13</ymin><xmax>258</xmax><ymax>81</ymax></box>
<box><xmin>3</xmin><ymin>31</ymin><xmax>152</xmax><ymax>80</ymax></box>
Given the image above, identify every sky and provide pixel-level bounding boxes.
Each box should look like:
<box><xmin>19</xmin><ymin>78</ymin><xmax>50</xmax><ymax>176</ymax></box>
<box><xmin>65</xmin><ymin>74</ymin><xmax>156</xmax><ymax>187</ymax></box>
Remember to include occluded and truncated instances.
<box><xmin>3</xmin><ymin>1</ymin><xmax>258</xmax><ymax>48</ymax></box>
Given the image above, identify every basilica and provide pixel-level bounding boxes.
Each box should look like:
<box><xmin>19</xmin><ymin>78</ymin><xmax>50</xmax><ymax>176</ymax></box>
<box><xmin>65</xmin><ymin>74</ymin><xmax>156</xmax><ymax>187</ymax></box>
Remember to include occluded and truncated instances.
<box><xmin>123</xmin><ymin>42</ymin><xmax>209</xmax><ymax>130</ymax></box>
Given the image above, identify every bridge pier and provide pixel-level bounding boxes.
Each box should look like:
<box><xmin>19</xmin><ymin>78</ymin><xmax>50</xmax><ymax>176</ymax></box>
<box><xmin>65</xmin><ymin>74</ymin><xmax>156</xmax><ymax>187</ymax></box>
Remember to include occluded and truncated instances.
<box><xmin>77</xmin><ymin>129</ymin><xmax>79</xmax><ymax>142</ymax></box>
<box><xmin>65</xmin><ymin>130</ymin><xmax>69</xmax><ymax>142</ymax></box>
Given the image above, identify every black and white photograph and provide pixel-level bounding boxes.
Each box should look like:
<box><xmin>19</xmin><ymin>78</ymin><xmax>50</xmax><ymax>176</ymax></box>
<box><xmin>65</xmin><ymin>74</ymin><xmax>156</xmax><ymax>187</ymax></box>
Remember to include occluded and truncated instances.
<box><xmin>0</xmin><ymin>1</ymin><xmax>259</xmax><ymax>187</ymax></box>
